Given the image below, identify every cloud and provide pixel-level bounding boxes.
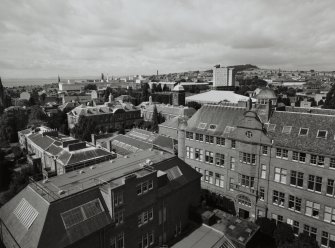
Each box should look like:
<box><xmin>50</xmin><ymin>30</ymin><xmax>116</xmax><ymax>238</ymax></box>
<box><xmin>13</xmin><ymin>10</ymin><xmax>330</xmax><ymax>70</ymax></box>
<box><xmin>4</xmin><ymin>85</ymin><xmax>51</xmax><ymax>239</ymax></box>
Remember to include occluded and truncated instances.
<box><xmin>0</xmin><ymin>0</ymin><xmax>335</xmax><ymax>78</ymax></box>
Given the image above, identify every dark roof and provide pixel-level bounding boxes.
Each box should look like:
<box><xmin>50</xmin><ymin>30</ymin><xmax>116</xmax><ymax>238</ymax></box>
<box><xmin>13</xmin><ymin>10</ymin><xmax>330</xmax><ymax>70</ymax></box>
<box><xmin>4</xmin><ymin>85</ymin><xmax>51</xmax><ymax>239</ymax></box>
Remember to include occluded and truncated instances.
<box><xmin>28</xmin><ymin>133</ymin><xmax>56</xmax><ymax>150</ymax></box>
<box><xmin>268</xmin><ymin>111</ymin><xmax>335</xmax><ymax>156</ymax></box>
<box><xmin>45</xmin><ymin>144</ymin><xmax>63</xmax><ymax>156</ymax></box>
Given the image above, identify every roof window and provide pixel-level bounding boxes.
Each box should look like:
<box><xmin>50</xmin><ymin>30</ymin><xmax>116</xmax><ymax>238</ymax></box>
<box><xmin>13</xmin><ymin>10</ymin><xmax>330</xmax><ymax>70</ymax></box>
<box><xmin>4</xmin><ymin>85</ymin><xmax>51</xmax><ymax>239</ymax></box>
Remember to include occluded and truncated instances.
<box><xmin>299</xmin><ymin>128</ymin><xmax>309</xmax><ymax>136</ymax></box>
<box><xmin>198</xmin><ymin>123</ymin><xmax>207</xmax><ymax>129</ymax></box>
<box><xmin>209</xmin><ymin>124</ymin><xmax>217</xmax><ymax>130</ymax></box>
<box><xmin>267</xmin><ymin>124</ymin><xmax>276</xmax><ymax>132</ymax></box>
<box><xmin>282</xmin><ymin>126</ymin><xmax>292</xmax><ymax>134</ymax></box>
<box><xmin>224</xmin><ymin>126</ymin><xmax>235</xmax><ymax>133</ymax></box>
<box><xmin>317</xmin><ymin>130</ymin><xmax>327</xmax><ymax>139</ymax></box>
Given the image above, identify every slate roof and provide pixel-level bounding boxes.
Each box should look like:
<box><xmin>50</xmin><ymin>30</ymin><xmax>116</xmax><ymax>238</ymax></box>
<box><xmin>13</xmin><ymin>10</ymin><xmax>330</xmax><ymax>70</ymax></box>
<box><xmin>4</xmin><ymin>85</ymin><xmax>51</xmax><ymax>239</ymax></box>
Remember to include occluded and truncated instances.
<box><xmin>27</xmin><ymin>133</ymin><xmax>57</xmax><ymax>150</ymax></box>
<box><xmin>268</xmin><ymin>111</ymin><xmax>335</xmax><ymax>156</ymax></box>
<box><xmin>159</xmin><ymin>116</ymin><xmax>182</xmax><ymax>130</ymax></box>
<box><xmin>143</xmin><ymin>103</ymin><xmax>196</xmax><ymax>117</ymax></box>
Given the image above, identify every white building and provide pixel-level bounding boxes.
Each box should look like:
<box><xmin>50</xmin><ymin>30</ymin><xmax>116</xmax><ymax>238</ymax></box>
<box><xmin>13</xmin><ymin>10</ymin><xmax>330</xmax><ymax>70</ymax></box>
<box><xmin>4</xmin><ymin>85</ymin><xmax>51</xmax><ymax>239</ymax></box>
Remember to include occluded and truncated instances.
<box><xmin>213</xmin><ymin>65</ymin><xmax>235</xmax><ymax>87</ymax></box>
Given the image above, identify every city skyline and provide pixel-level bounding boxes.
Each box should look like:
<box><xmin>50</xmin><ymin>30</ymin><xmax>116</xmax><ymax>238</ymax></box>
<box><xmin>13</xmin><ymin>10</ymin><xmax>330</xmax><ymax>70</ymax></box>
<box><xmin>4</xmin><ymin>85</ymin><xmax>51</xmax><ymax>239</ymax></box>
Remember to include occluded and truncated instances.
<box><xmin>1</xmin><ymin>0</ymin><xmax>335</xmax><ymax>79</ymax></box>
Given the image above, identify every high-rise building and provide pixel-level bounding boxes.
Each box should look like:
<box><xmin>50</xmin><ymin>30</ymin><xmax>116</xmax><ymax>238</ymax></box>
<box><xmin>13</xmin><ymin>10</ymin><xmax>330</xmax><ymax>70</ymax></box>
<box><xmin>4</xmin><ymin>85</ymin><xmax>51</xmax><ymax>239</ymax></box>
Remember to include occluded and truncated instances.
<box><xmin>213</xmin><ymin>65</ymin><xmax>235</xmax><ymax>88</ymax></box>
<box><xmin>178</xmin><ymin>88</ymin><xmax>335</xmax><ymax>246</ymax></box>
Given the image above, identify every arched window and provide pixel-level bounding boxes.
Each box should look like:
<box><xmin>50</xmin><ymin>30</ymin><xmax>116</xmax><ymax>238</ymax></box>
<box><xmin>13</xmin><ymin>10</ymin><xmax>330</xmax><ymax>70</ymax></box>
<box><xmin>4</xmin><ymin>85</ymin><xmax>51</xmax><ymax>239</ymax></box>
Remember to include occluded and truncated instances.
<box><xmin>238</xmin><ymin>195</ymin><xmax>251</xmax><ymax>207</ymax></box>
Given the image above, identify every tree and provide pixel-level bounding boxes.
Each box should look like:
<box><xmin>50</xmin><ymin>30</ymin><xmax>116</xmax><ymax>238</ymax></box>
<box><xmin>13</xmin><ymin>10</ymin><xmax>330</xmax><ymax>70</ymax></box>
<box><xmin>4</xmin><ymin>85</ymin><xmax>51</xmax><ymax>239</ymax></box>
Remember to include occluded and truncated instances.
<box><xmin>318</xmin><ymin>99</ymin><xmax>324</xmax><ymax>106</ymax></box>
<box><xmin>141</xmin><ymin>83</ymin><xmax>150</xmax><ymax>102</ymax></box>
<box><xmin>323</xmin><ymin>83</ymin><xmax>335</xmax><ymax>109</ymax></box>
<box><xmin>28</xmin><ymin>105</ymin><xmax>48</xmax><ymax>126</ymax></box>
<box><xmin>187</xmin><ymin>101</ymin><xmax>201</xmax><ymax>110</ymax></box>
<box><xmin>84</xmin><ymin>84</ymin><xmax>97</xmax><ymax>91</ymax></box>
<box><xmin>287</xmin><ymin>233</ymin><xmax>319</xmax><ymax>248</ymax></box>
<box><xmin>273</xmin><ymin>223</ymin><xmax>295</xmax><ymax>247</ymax></box>
<box><xmin>162</xmin><ymin>84</ymin><xmax>169</xmax><ymax>92</ymax></box>
<box><xmin>151</xmin><ymin>105</ymin><xmax>159</xmax><ymax>132</ymax></box>
<box><xmin>47</xmin><ymin>110</ymin><xmax>69</xmax><ymax>135</ymax></box>
<box><xmin>104</xmin><ymin>87</ymin><xmax>113</xmax><ymax>102</ymax></box>
<box><xmin>255</xmin><ymin>217</ymin><xmax>276</xmax><ymax>237</ymax></box>
<box><xmin>72</xmin><ymin>116</ymin><xmax>97</xmax><ymax>141</ymax></box>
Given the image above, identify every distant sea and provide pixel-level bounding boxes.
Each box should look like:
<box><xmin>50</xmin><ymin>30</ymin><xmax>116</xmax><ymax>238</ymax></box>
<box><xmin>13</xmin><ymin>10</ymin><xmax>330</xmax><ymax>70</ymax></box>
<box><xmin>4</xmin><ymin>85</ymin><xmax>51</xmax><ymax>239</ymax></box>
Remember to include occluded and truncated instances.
<box><xmin>2</xmin><ymin>78</ymin><xmax>58</xmax><ymax>87</ymax></box>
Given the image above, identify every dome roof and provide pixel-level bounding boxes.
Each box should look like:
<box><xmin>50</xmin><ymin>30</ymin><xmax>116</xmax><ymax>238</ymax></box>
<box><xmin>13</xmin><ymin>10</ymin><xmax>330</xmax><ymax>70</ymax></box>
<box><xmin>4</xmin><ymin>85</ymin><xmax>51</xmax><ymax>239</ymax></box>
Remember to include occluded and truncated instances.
<box><xmin>173</xmin><ymin>84</ymin><xmax>185</xmax><ymax>92</ymax></box>
<box><xmin>255</xmin><ymin>88</ymin><xmax>276</xmax><ymax>99</ymax></box>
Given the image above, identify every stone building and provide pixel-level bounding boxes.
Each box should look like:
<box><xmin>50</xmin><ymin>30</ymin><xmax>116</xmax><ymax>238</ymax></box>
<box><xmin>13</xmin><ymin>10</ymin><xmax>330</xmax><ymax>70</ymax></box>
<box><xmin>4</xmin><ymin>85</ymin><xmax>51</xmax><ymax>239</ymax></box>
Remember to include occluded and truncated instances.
<box><xmin>0</xmin><ymin>150</ymin><xmax>201</xmax><ymax>248</ymax></box>
<box><xmin>178</xmin><ymin>88</ymin><xmax>335</xmax><ymax>246</ymax></box>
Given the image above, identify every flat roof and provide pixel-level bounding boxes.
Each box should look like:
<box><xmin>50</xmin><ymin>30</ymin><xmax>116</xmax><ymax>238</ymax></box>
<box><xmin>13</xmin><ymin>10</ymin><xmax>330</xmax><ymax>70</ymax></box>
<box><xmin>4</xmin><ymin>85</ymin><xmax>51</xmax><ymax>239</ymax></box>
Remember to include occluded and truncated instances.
<box><xmin>30</xmin><ymin>150</ymin><xmax>174</xmax><ymax>202</ymax></box>
<box><xmin>171</xmin><ymin>225</ymin><xmax>224</xmax><ymax>248</ymax></box>
<box><xmin>186</xmin><ymin>90</ymin><xmax>255</xmax><ymax>104</ymax></box>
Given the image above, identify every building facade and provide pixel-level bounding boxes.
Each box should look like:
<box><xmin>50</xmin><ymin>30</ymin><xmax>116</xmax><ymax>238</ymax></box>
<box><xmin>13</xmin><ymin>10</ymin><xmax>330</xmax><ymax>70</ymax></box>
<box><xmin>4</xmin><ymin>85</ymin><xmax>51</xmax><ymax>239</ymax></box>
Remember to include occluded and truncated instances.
<box><xmin>213</xmin><ymin>65</ymin><xmax>235</xmax><ymax>88</ymax></box>
<box><xmin>0</xmin><ymin>150</ymin><xmax>201</xmax><ymax>248</ymax></box>
<box><xmin>178</xmin><ymin>88</ymin><xmax>335</xmax><ymax>246</ymax></box>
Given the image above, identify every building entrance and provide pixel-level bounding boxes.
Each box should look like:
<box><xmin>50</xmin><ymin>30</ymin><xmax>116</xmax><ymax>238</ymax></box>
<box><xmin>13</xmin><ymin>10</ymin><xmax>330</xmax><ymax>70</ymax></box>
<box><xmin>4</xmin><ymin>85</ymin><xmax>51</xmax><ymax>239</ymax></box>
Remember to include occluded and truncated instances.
<box><xmin>238</xmin><ymin>208</ymin><xmax>250</xmax><ymax>219</ymax></box>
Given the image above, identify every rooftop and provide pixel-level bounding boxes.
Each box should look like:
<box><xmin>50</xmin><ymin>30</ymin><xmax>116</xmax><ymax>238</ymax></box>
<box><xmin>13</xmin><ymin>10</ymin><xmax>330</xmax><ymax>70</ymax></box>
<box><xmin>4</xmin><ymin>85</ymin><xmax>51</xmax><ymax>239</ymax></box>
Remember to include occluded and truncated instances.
<box><xmin>30</xmin><ymin>150</ymin><xmax>174</xmax><ymax>202</ymax></box>
<box><xmin>185</xmin><ymin>90</ymin><xmax>256</xmax><ymax>104</ymax></box>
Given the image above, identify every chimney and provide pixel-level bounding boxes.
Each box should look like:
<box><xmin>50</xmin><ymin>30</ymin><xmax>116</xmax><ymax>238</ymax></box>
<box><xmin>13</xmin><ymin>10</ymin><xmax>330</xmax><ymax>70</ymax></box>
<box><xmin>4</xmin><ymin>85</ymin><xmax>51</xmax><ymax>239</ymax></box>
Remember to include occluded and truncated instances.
<box><xmin>177</xmin><ymin>118</ymin><xmax>187</xmax><ymax>161</ymax></box>
<box><xmin>106</xmin><ymin>140</ymin><xmax>112</xmax><ymax>152</ymax></box>
<box><xmin>91</xmin><ymin>134</ymin><xmax>96</xmax><ymax>145</ymax></box>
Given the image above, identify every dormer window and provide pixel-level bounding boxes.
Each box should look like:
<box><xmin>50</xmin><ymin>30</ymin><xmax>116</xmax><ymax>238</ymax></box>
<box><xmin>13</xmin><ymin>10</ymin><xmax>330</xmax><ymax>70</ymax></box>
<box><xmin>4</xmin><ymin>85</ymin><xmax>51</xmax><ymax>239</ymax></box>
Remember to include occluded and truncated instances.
<box><xmin>198</xmin><ymin>123</ymin><xmax>207</xmax><ymax>129</ymax></box>
<box><xmin>267</xmin><ymin>124</ymin><xmax>276</xmax><ymax>132</ymax></box>
<box><xmin>282</xmin><ymin>126</ymin><xmax>292</xmax><ymax>134</ymax></box>
<box><xmin>299</xmin><ymin>128</ymin><xmax>309</xmax><ymax>136</ymax></box>
<box><xmin>317</xmin><ymin>130</ymin><xmax>327</xmax><ymax>139</ymax></box>
<box><xmin>224</xmin><ymin>126</ymin><xmax>235</xmax><ymax>133</ymax></box>
<box><xmin>209</xmin><ymin>124</ymin><xmax>217</xmax><ymax>130</ymax></box>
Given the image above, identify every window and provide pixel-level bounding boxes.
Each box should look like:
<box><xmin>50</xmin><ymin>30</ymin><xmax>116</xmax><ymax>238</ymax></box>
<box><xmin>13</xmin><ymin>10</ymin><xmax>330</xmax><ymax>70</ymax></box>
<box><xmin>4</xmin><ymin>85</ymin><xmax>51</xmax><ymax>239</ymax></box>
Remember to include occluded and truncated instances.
<box><xmin>110</xmin><ymin>237</ymin><xmax>116</xmax><ymax>248</ymax></box>
<box><xmin>290</xmin><ymin>171</ymin><xmax>304</xmax><ymax>187</ymax></box>
<box><xmin>276</xmin><ymin>148</ymin><xmax>288</xmax><ymax>159</ymax></box>
<box><xmin>216</xmin><ymin>137</ymin><xmax>225</xmax><ymax>146</ymax></box>
<box><xmin>195</xmin><ymin>148</ymin><xmax>203</xmax><ymax>161</ymax></box>
<box><xmin>229</xmin><ymin>178</ymin><xmax>234</xmax><ymax>191</ymax></box>
<box><xmin>195</xmin><ymin>133</ymin><xmax>204</xmax><ymax>142</ymax></box>
<box><xmin>308</xmin><ymin>175</ymin><xmax>322</xmax><ymax>193</ymax></box>
<box><xmin>310</xmin><ymin>154</ymin><xmax>325</xmax><ymax>167</ymax></box>
<box><xmin>262</xmin><ymin>146</ymin><xmax>268</xmax><ymax>155</ymax></box>
<box><xmin>230</xmin><ymin>157</ymin><xmax>235</xmax><ymax>170</ymax></box>
<box><xmin>273</xmin><ymin>190</ymin><xmax>285</xmax><ymax>207</ymax></box>
<box><xmin>195</xmin><ymin>167</ymin><xmax>203</xmax><ymax>181</ymax></box>
<box><xmin>293</xmin><ymin>151</ymin><xmax>306</xmax><ymax>163</ymax></box>
<box><xmin>115</xmin><ymin>210</ymin><xmax>124</xmax><ymax>226</ymax></box>
<box><xmin>198</xmin><ymin>123</ymin><xmax>207</xmax><ymax>129</ymax></box>
<box><xmin>267</xmin><ymin>124</ymin><xmax>276</xmax><ymax>132</ymax></box>
<box><xmin>204</xmin><ymin>170</ymin><xmax>213</xmax><ymax>184</ymax></box>
<box><xmin>138</xmin><ymin>231</ymin><xmax>154</xmax><ymax>248</ymax></box>
<box><xmin>287</xmin><ymin>219</ymin><xmax>299</xmax><ymax>235</ymax></box>
<box><xmin>303</xmin><ymin>225</ymin><xmax>317</xmax><ymax>240</ymax></box>
<box><xmin>240</xmin><ymin>152</ymin><xmax>256</xmax><ymax>165</ymax></box>
<box><xmin>272</xmin><ymin>213</ymin><xmax>283</xmax><ymax>224</ymax></box>
<box><xmin>138</xmin><ymin>208</ymin><xmax>154</xmax><ymax>227</ymax></box>
<box><xmin>282</xmin><ymin>126</ymin><xmax>292</xmax><ymax>134</ymax></box>
<box><xmin>186</xmin><ymin>132</ymin><xmax>193</xmax><ymax>139</ymax></box>
<box><xmin>324</xmin><ymin>206</ymin><xmax>335</xmax><ymax>224</ymax></box>
<box><xmin>274</xmin><ymin>168</ymin><xmax>287</xmax><ymax>184</ymax></box>
<box><xmin>321</xmin><ymin>231</ymin><xmax>335</xmax><ymax>248</ymax></box>
<box><xmin>259</xmin><ymin>187</ymin><xmax>265</xmax><ymax>201</ymax></box>
<box><xmin>299</xmin><ymin>128</ymin><xmax>309</xmax><ymax>136</ymax></box>
<box><xmin>327</xmin><ymin>179</ymin><xmax>335</xmax><ymax>196</ymax></box>
<box><xmin>330</xmin><ymin>158</ymin><xmax>335</xmax><ymax>169</ymax></box>
<box><xmin>215</xmin><ymin>173</ymin><xmax>224</xmax><ymax>188</ymax></box>
<box><xmin>317</xmin><ymin>130</ymin><xmax>328</xmax><ymax>139</ymax></box>
<box><xmin>137</xmin><ymin>180</ymin><xmax>154</xmax><ymax>196</ymax></box>
<box><xmin>186</xmin><ymin>146</ymin><xmax>194</xmax><ymax>159</ymax></box>
<box><xmin>215</xmin><ymin>153</ymin><xmax>225</xmax><ymax>167</ymax></box>
<box><xmin>209</xmin><ymin>124</ymin><xmax>217</xmax><ymax>130</ymax></box>
<box><xmin>205</xmin><ymin>151</ymin><xmax>214</xmax><ymax>164</ymax></box>
<box><xmin>117</xmin><ymin>233</ymin><xmax>124</xmax><ymax>248</ymax></box>
<box><xmin>288</xmin><ymin>195</ymin><xmax>301</xmax><ymax>212</ymax></box>
<box><xmin>240</xmin><ymin>174</ymin><xmax>254</xmax><ymax>188</ymax></box>
<box><xmin>205</xmin><ymin>135</ymin><xmax>214</xmax><ymax>143</ymax></box>
<box><xmin>305</xmin><ymin>201</ymin><xmax>320</xmax><ymax>218</ymax></box>
<box><xmin>261</xmin><ymin>165</ymin><xmax>266</xmax><ymax>179</ymax></box>
<box><xmin>238</xmin><ymin>195</ymin><xmax>251</xmax><ymax>207</ymax></box>
<box><xmin>231</xmin><ymin>140</ymin><xmax>236</xmax><ymax>149</ymax></box>
<box><xmin>114</xmin><ymin>192</ymin><xmax>123</xmax><ymax>206</ymax></box>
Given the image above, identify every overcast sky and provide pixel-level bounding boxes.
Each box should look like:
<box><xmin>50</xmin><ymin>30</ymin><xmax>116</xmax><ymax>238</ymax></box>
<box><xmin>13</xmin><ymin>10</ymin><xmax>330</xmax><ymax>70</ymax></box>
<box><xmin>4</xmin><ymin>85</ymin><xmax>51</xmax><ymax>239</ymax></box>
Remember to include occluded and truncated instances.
<box><xmin>1</xmin><ymin>0</ymin><xmax>335</xmax><ymax>78</ymax></box>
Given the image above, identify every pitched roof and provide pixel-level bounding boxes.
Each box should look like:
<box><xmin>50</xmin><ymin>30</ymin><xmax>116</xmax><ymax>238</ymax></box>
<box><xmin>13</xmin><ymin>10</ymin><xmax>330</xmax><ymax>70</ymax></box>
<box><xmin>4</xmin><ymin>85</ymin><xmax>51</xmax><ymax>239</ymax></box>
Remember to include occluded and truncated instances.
<box><xmin>185</xmin><ymin>90</ymin><xmax>256</xmax><ymax>104</ymax></box>
<box><xmin>268</xmin><ymin>111</ymin><xmax>335</xmax><ymax>156</ymax></box>
<box><xmin>27</xmin><ymin>133</ymin><xmax>56</xmax><ymax>150</ymax></box>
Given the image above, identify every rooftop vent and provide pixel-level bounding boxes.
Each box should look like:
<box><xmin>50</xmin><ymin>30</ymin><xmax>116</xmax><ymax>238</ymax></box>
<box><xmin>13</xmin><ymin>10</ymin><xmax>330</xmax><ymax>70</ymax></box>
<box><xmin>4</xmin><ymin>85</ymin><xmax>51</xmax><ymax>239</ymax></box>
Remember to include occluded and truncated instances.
<box><xmin>79</xmin><ymin>170</ymin><xmax>85</xmax><ymax>174</ymax></box>
<box><xmin>58</xmin><ymin>189</ymin><xmax>66</xmax><ymax>195</ymax></box>
<box><xmin>90</xmin><ymin>166</ymin><xmax>95</xmax><ymax>170</ymax></box>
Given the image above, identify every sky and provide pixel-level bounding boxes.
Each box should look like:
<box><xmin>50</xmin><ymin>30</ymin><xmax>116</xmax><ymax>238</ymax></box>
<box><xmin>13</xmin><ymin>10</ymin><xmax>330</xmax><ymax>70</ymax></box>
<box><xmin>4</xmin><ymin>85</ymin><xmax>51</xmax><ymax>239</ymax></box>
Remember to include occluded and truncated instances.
<box><xmin>0</xmin><ymin>0</ymin><xmax>335</xmax><ymax>78</ymax></box>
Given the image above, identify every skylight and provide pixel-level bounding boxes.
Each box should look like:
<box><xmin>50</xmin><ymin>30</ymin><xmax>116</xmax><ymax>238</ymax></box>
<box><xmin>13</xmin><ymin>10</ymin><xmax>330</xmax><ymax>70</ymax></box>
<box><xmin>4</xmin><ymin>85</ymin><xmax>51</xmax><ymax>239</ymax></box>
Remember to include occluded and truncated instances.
<box><xmin>61</xmin><ymin>199</ymin><xmax>104</xmax><ymax>229</ymax></box>
<box><xmin>267</xmin><ymin>124</ymin><xmax>276</xmax><ymax>132</ymax></box>
<box><xmin>13</xmin><ymin>198</ymin><xmax>39</xmax><ymax>229</ymax></box>
<box><xmin>282</xmin><ymin>126</ymin><xmax>292</xmax><ymax>134</ymax></box>
<box><xmin>317</xmin><ymin>130</ymin><xmax>328</xmax><ymax>139</ymax></box>
<box><xmin>209</xmin><ymin>124</ymin><xmax>217</xmax><ymax>130</ymax></box>
<box><xmin>198</xmin><ymin>123</ymin><xmax>207</xmax><ymax>129</ymax></box>
<box><xmin>166</xmin><ymin>166</ymin><xmax>183</xmax><ymax>181</ymax></box>
<box><xmin>299</xmin><ymin>128</ymin><xmax>309</xmax><ymax>136</ymax></box>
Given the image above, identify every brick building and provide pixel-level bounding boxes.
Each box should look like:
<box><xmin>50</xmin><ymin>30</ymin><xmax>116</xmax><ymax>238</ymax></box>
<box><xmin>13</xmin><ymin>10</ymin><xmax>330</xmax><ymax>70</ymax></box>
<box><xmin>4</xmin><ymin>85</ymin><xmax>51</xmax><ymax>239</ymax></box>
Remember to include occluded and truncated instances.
<box><xmin>0</xmin><ymin>150</ymin><xmax>201</xmax><ymax>248</ymax></box>
<box><xmin>178</xmin><ymin>88</ymin><xmax>335</xmax><ymax>246</ymax></box>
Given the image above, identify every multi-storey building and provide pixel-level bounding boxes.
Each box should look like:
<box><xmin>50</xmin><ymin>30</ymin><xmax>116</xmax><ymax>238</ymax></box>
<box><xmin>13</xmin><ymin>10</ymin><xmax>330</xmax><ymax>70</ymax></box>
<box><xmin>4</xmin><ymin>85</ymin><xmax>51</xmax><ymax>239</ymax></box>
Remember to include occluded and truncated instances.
<box><xmin>0</xmin><ymin>150</ymin><xmax>201</xmax><ymax>248</ymax></box>
<box><xmin>67</xmin><ymin>94</ymin><xmax>142</xmax><ymax>131</ymax></box>
<box><xmin>213</xmin><ymin>65</ymin><xmax>235</xmax><ymax>88</ymax></box>
<box><xmin>18</xmin><ymin>126</ymin><xmax>114</xmax><ymax>175</ymax></box>
<box><xmin>178</xmin><ymin>88</ymin><xmax>335</xmax><ymax>246</ymax></box>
